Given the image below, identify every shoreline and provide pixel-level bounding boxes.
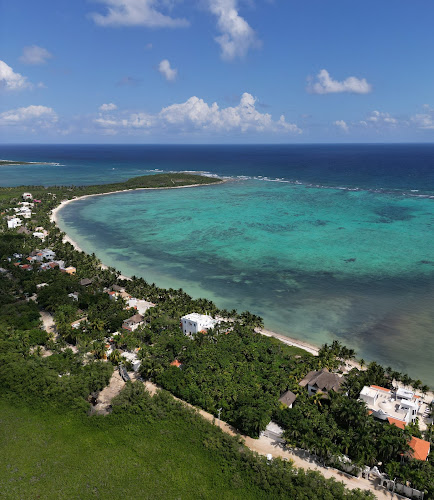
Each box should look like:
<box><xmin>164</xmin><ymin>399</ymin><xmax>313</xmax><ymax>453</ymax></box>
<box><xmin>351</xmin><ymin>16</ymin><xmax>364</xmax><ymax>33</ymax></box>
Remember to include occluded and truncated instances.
<box><xmin>50</xmin><ymin>182</ymin><xmax>327</xmax><ymax>360</ymax></box>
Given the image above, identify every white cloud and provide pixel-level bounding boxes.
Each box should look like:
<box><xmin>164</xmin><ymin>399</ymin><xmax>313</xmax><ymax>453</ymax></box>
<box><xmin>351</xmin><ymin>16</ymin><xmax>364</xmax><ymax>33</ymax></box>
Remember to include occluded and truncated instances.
<box><xmin>334</xmin><ymin>120</ymin><xmax>349</xmax><ymax>132</ymax></box>
<box><xmin>89</xmin><ymin>0</ymin><xmax>189</xmax><ymax>28</ymax></box>
<box><xmin>309</xmin><ymin>69</ymin><xmax>372</xmax><ymax>95</ymax></box>
<box><xmin>207</xmin><ymin>0</ymin><xmax>260</xmax><ymax>60</ymax></box>
<box><xmin>411</xmin><ymin>113</ymin><xmax>434</xmax><ymax>130</ymax></box>
<box><xmin>99</xmin><ymin>102</ymin><xmax>118</xmax><ymax>111</ymax></box>
<box><xmin>94</xmin><ymin>92</ymin><xmax>301</xmax><ymax>135</ymax></box>
<box><xmin>0</xmin><ymin>105</ymin><xmax>57</xmax><ymax>128</ymax></box>
<box><xmin>365</xmin><ymin>110</ymin><xmax>397</xmax><ymax>125</ymax></box>
<box><xmin>0</xmin><ymin>60</ymin><xmax>32</xmax><ymax>91</ymax></box>
<box><xmin>20</xmin><ymin>45</ymin><xmax>53</xmax><ymax>65</ymax></box>
<box><xmin>158</xmin><ymin>59</ymin><xmax>177</xmax><ymax>81</ymax></box>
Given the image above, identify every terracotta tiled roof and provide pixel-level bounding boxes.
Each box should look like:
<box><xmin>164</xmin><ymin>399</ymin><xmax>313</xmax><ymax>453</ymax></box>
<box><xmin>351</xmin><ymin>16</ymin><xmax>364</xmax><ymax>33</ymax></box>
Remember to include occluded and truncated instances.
<box><xmin>170</xmin><ymin>360</ymin><xmax>182</xmax><ymax>368</ymax></box>
<box><xmin>409</xmin><ymin>436</ymin><xmax>430</xmax><ymax>461</ymax></box>
<box><xmin>370</xmin><ymin>385</ymin><xmax>391</xmax><ymax>393</ymax></box>
<box><xmin>387</xmin><ymin>417</ymin><xmax>406</xmax><ymax>430</ymax></box>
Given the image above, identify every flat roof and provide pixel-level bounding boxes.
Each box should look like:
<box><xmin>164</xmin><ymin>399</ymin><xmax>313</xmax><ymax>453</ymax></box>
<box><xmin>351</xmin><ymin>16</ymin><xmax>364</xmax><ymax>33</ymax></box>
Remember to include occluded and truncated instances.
<box><xmin>396</xmin><ymin>387</ymin><xmax>414</xmax><ymax>399</ymax></box>
<box><xmin>360</xmin><ymin>386</ymin><xmax>378</xmax><ymax>397</ymax></box>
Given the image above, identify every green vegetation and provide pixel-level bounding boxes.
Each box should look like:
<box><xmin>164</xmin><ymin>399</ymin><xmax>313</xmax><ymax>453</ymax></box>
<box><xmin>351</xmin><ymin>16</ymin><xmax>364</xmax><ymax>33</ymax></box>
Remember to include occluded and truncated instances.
<box><xmin>0</xmin><ymin>173</ymin><xmax>432</xmax><ymax>498</ymax></box>
<box><xmin>0</xmin><ymin>172</ymin><xmax>220</xmax><ymax>203</ymax></box>
<box><xmin>0</xmin><ymin>160</ymin><xmax>33</xmax><ymax>165</ymax></box>
<box><xmin>139</xmin><ymin>321</ymin><xmax>312</xmax><ymax>437</ymax></box>
<box><xmin>0</xmin><ymin>392</ymin><xmax>372</xmax><ymax>500</ymax></box>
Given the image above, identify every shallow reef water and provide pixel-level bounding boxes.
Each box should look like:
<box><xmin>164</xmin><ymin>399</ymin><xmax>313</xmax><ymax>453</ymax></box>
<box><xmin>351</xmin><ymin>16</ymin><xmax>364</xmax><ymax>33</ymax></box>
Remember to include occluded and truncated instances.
<box><xmin>57</xmin><ymin>180</ymin><xmax>434</xmax><ymax>384</ymax></box>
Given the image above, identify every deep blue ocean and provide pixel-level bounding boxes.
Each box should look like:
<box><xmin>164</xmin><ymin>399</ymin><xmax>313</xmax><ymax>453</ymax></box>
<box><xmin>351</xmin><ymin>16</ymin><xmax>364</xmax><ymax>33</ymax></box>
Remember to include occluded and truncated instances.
<box><xmin>1</xmin><ymin>144</ymin><xmax>434</xmax><ymax>384</ymax></box>
<box><xmin>1</xmin><ymin>143</ymin><xmax>434</xmax><ymax>195</ymax></box>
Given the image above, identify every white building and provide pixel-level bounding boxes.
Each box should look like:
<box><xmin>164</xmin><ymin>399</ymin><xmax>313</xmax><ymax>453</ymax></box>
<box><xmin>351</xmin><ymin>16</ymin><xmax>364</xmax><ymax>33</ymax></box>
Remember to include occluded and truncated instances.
<box><xmin>122</xmin><ymin>314</ymin><xmax>144</xmax><ymax>332</ymax></box>
<box><xmin>121</xmin><ymin>351</ymin><xmax>141</xmax><ymax>372</ymax></box>
<box><xmin>359</xmin><ymin>385</ymin><xmax>421</xmax><ymax>425</ymax></box>
<box><xmin>7</xmin><ymin>217</ymin><xmax>22</xmax><ymax>229</ymax></box>
<box><xmin>41</xmin><ymin>248</ymin><xmax>55</xmax><ymax>260</ymax></box>
<box><xmin>180</xmin><ymin>313</ymin><xmax>219</xmax><ymax>337</ymax></box>
<box><xmin>22</xmin><ymin>192</ymin><xmax>33</xmax><ymax>201</ymax></box>
<box><xmin>360</xmin><ymin>386</ymin><xmax>379</xmax><ymax>407</ymax></box>
<box><xmin>16</xmin><ymin>209</ymin><xmax>31</xmax><ymax>218</ymax></box>
<box><xmin>127</xmin><ymin>298</ymin><xmax>155</xmax><ymax>315</ymax></box>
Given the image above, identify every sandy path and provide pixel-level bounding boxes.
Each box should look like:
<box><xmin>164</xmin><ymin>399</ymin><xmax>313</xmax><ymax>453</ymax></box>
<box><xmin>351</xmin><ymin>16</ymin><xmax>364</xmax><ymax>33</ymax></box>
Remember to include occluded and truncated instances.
<box><xmin>140</xmin><ymin>379</ymin><xmax>404</xmax><ymax>499</ymax></box>
<box><xmin>40</xmin><ymin>310</ymin><xmax>55</xmax><ymax>336</ymax></box>
<box><xmin>94</xmin><ymin>370</ymin><xmax>126</xmax><ymax>414</ymax></box>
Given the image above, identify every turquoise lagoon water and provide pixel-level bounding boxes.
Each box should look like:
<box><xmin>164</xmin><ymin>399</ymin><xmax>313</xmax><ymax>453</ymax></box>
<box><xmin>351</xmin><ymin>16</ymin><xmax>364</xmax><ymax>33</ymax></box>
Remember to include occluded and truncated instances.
<box><xmin>57</xmin><ymin>180</ymin><xmax>434</xmax><ymax>385</ymax></box>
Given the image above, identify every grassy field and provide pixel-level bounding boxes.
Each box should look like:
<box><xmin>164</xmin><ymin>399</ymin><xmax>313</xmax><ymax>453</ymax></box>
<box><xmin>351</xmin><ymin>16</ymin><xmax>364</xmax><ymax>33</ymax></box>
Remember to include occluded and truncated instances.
<box><xmin>0</xmin><ymin>397</ymin><xmax>274</xmax><ymax>500</ymax></box>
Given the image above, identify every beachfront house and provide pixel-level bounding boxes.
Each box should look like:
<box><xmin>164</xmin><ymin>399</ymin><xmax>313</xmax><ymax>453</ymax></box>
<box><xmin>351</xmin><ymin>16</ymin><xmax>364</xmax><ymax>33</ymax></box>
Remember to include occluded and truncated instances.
<box><xmin>359</xmin><ymin>385</ymin><xmax>420</xmax><ymax>425</ymax></box>
<box><xmin>180</xmin><ymin>313</ymin><xmax>219</xmax><ymax>337</ymax></box>
<box><xmin>122</xmin><ymin>314</ymin><xmax>145</xmax><ymax>332</ymax></box>
<box><xmin>299</xmin><ymin>368</ymin><xmax>343</xmax><ymax>396</ymax></box>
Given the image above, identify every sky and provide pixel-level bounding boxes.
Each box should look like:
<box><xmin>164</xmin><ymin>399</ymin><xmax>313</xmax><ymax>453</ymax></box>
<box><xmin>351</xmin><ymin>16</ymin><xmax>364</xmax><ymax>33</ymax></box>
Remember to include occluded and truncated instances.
<box><xmin>1</xmin><ymin>0</ymin><xmax>434</xmax><ymax>143</ymax></box>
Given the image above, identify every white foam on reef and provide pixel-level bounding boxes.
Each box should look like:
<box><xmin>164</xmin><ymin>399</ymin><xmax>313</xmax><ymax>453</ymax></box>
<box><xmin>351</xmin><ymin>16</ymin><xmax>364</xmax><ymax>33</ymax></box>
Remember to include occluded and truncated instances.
<box><xmin>140</xmin><ymin>168</ymin><xmax>434</xmax><ymax>198</ymax></box>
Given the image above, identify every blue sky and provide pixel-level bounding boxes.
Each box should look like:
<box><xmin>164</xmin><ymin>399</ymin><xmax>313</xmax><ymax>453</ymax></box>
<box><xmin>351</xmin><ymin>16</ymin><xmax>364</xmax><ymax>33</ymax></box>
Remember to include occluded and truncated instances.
<box><xmin>1</xmin><ymin>0</ymin><xmax>434</xmax><ymax>143</ymax></box>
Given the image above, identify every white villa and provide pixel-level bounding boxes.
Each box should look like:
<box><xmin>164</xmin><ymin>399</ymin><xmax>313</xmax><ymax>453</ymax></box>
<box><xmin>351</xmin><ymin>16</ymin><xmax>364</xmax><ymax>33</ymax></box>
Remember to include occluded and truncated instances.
<box><xmin>22</xmin><ymin>192</ymin><xmax>33</xmax><ymax>201</ymax></box>
<box><xmin>359</xmin><ymin>385</ymin><xmax>420</xmax><ymax>425</ymax></box>
<box><xmin>181</xmin><ymin>313</ymin><xmax>219</xmax><ymax>337</ymax></box>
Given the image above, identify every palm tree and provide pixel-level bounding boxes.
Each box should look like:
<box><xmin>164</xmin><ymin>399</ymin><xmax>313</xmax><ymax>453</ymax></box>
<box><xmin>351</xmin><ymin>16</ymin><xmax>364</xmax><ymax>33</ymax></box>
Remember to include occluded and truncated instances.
<box><xmin>421</xmin><ymin>385</ymin><xmax>430</xmax><ymax>399</ymax></box>
<box><xmin>108</xmin><ymin>349</ymin><xmax>122</xmax><ymax>365</ymax></box>
<box><xmin>92</xmin><ymin>340</ymin><xmax>107</xmax><ymax>359</ymax></box>
<box><xmin>312</xmin><ymin>392</ymin><xmax>325</xmax><ymax>408</ymax></box>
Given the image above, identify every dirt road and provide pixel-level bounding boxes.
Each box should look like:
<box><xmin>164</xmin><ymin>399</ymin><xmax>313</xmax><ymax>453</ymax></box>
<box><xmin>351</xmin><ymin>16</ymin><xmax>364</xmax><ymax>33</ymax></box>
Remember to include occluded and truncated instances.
<box><xmin>140</xmin><ymin>379</ymin><xmax>404</xmax><ymax>500</ymax></box>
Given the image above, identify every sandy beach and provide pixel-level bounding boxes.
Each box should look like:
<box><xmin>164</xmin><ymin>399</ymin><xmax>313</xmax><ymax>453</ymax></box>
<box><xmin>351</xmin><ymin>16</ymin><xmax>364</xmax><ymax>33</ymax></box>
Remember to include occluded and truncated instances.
<box><xmin>50</xmin><ymin>183</ymin><xmax>327</xmax><ymax>358</ymax></box>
